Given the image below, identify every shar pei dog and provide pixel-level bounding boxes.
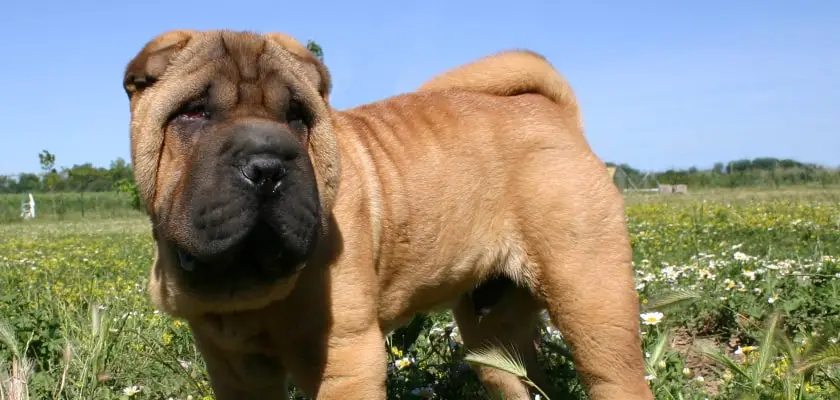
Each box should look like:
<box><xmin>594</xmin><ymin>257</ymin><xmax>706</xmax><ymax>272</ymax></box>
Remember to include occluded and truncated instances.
<box><xmin>122</xmin><ymin>29</ymin><xmax>653</xmax><ymax>400</ymax></box>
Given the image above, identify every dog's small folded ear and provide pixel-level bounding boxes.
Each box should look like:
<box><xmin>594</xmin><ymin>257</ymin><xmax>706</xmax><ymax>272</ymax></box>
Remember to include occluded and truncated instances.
<box><xmin>264</xmin><ymin>32</ymin><xmax>332</xmax><ymax>101</ymax></box>
<box><xmin>123</xmin><ymin>30</ymin><xmax>196</xmax><ymax>99</ymax></box>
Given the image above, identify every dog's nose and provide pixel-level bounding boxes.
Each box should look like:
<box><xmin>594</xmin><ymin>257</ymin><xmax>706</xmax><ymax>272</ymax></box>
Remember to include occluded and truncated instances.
<box><xmin>241</xmin><ymin>154</ymin><xmax>287</xmax><ymax>193</ymax></box>
<box><xmin>228</xmin><ymin>119</ymin><xmax>303</xmax><ymax>193</ymax></box>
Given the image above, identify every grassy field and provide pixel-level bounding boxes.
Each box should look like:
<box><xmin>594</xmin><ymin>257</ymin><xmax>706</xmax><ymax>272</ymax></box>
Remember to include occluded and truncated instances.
<box><xmin>1</xmin><ymin>188</ymin><xmax>839</xmax><ymax>399</ymax></box>
<box><xmin>0</xmin><ymin>192</ymin><xmax>140</xmax><ymax>223</ymax></box>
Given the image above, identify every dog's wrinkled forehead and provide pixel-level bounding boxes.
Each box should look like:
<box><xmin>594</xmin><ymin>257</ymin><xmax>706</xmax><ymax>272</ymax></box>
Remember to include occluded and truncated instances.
<box><xmin>158</xmin><ymin>33</ymin><xmax>319</xmax><ymax>100</ymax></box>
<box><xmin>170</xmin><ymin>31</ymin><xmax>266</xmax><ymax>74</ymax></box>
<box><xmin>125</xmin><ymin>30</ymin><xmax>330</xmax><ymax>111</ymax></box>
<box><xmin>174</xmin><ymin>33</ymin><xmax>273</xmax><ymax>78</ymax></box>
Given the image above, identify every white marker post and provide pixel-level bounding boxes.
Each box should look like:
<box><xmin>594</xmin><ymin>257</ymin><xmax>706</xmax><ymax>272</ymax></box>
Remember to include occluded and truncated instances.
<box><xmin>20</xmin><ymin>193</ymin><xmax>36</xmax><ymax>219</ymax></box>
<box><xmin>29</xmin><ymin>193</ymin><xmax>36</xmax><ymax>218</ymax></box>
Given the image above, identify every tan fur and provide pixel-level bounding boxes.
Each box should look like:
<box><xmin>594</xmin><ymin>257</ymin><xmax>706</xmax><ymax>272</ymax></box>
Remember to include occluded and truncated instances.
<box><xmin>418</xmin><ymin>49</ymin><xmax>583</xmax><ymax>132</ymax></box>
<box><xmin>123</xmin><ymin>29</ymin><xmax>653</xmax><ymax>400</ymax></box>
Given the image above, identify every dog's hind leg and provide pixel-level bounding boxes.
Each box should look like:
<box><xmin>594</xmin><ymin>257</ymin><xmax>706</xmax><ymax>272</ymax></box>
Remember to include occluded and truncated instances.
<box><xmin>452</xmin><ymin>278</ymin><xmax>552</xmax><ymax>400</ymax></box>
<box><xmin>522</xmin><ymin>183</ymin><xmax>654</xmax><ymax>400</ymax></box>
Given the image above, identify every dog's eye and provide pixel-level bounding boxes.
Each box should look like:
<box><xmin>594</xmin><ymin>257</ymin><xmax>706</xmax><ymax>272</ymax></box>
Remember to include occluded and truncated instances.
<box><xmin>173</xmin><ymin>101</ymin><xmax>210</xmax><ymax>122</ymax></box>
<box><xmin>286</xmin><ymin>101</ymin><xmax>309</xmax><ymax>133</ymax></box>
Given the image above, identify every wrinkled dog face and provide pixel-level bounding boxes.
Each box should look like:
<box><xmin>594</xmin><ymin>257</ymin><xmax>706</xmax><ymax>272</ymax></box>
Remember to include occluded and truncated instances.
<box><xmin>124</xmin><ymin>30</ymin><xmax>339</xmax><ymax>316</ymax></box>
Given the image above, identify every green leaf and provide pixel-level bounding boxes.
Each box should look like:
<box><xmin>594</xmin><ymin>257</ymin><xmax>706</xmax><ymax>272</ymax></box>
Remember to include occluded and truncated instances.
<box><xmin>698</xmin><ymin>343</ymin><xmax>752</xmax><ymax>382</ymax></box>
<box><xmin>642</xmin><ymin>289</ymin><xmax>702</xmax><ymax>312</ymax></box>
<box><xmin>794</xmin><ymin>343</ymin><xmax>840</xmax><ymax>374</ymax></box>
<box><xmin>644</xmin><ymin>331</ymin><xmax>670</xmax><ymax>374</ymax></box>
<box><xmin>464</xmin><ymin>346</ymin><xmax>527</xmax><ymax>379</ymax></box>
<box><xmin>752</xmin><ymin>313</ymin><xmax>781</xmax><ymax>383</ymax></box>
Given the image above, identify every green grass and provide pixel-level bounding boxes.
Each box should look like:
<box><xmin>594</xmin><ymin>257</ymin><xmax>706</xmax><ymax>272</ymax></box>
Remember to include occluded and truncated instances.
<box><xmin>1</xmin><ymin>187</ymin><xmax>839</xmax><ymax>399</ymax></box>
<box><xmin>0</xmin><ymin>192</ymin><xmax>142</xmax><ymax>224</ymax></box>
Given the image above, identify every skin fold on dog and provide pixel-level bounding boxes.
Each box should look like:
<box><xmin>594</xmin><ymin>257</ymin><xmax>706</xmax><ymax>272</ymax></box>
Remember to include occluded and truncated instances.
<box><xmin>122</xmin><ymin>29</ymin><xmax>654</xmax><ymax>400</ymax></box>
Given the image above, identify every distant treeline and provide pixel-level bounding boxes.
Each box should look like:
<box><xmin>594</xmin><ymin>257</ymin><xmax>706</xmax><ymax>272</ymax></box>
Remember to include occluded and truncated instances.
<box><xmin>609</xmin><ymin>157</ymin><xmax>840</xmax><ymax>189</ymax></box>
<box><xmin>1</xmin><ymin>151</ymin><xmax>142</xmax><ymax>210</ymax></box>
<box><xmin>2</xmin><ymin>154</ymin><xmax>839</xmax><ymax>196</ymax></box>
<box><xmin>1</xmin><ymin>158</ymin><xmax>135</xmax><ymax>194</ymax></box>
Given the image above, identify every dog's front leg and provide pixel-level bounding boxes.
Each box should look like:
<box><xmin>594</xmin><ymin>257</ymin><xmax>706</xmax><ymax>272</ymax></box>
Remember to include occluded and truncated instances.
<box><xmin>190</xmin><ymin>323</ymin><xmax>289</xmax><ymax>400</ymax></box>
<box><xmin>282</xmin><ymin>323</ymin><xmax>387</xmax><ymax>399</ymax></box>
<box><xmin>279</xmin><ymin>269</ymin><xmax>388</xmax><ymax>399</ymax></box>
<box><xmin>316</xmin><ymin>327</ymin><xmax>388</xmax><ymax>399</ymax></box>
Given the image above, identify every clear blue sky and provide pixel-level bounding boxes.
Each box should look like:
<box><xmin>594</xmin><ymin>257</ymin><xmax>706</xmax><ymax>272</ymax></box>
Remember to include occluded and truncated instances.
<box><xmin>1</xmin><ymin>0</ymin><xmax>838</xmax><ymax>175</ymax></box>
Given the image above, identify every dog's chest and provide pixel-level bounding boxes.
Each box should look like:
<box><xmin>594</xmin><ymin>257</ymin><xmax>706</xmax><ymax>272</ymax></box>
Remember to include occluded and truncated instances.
<box><xmin>196</xmin><ymin>312</ymin><xmax>277</xmax><ymax>354</ymax></box>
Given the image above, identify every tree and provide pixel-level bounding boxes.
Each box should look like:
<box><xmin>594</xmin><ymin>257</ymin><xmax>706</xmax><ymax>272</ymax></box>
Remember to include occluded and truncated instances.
<box><xmin>114</xmin><ymin>178</ymin><xmax>143</xmax><ymax>212</ymax></box>
<box><xmin>109</xmin><ymin>158</ymin><xmax>134</xmax><ymax>183</ymax></box>
<box><xmin>13</xmin><ymin>173</ymin><xmax>40</xmax><ymax>192</ymax></box>
<box><xmin>38</xmin><ymin>150</ymin><xmax>55</xmax><ymax>173</ymax></box>
<box><xmin>306</xmin><ymin>40</ymin><xmax>324</xmax><ymax>61</ymax></box>
<box><xmin>0</xmin><ymin>175</ymin><xmax>11</xmax><ymax>193</ymax></box>
<box><xmin>38</xmin><ymin>150</ymin><xmax>60</xmax><ymax>214</ymax></box>
<box><xmin>38</xmin><ymin>150</ymin><xmax>59</xmax><ymax>191</ymax></box>
<box><xmin>109</xmin><ymin>157</ymin><xmax>143</xmax><ymax>212</ymax></box>
<box><xmin>66</xmin><ymin>164</ymin><xmax>102</xmax><ymax>217</ymax></box>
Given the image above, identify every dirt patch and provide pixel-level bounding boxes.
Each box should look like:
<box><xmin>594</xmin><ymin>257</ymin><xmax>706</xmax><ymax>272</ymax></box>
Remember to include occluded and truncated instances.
<box><xmin>667</xmin><ymin>327</ymin><xmax>741</xmax><ymax>396</ymax></box>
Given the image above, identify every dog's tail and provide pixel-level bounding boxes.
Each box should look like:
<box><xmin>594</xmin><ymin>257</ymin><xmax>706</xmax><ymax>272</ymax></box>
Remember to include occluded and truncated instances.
<box><xmin>417</xmin><ymin>50</ymin><xmax>582</xmax><ymax>131</ymax></box>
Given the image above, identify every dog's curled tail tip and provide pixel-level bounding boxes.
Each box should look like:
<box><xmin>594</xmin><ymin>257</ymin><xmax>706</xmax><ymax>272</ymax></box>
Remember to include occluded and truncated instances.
<box><xmin>417</xmin><ymin>50</ymin><xmax>582</xmax><ymax>131</ymax></box>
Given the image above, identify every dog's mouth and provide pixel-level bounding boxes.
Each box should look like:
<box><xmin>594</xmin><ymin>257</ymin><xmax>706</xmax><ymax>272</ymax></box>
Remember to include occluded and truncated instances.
<box><xmin>175</xmin><ymin>246</ymin><xmax>287</xmax><ymax>273</ymax></box>
<box><xmin>172</xmin><ymin>221</ymin><xmax>302</xmax><ymax>279</ymax></box>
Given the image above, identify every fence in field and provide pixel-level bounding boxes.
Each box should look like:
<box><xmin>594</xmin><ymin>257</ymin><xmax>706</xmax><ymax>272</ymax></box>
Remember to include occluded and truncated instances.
<box><xmin>0</xmin><ymin>170</ymin><xmax>145</xmax><ymax>223</ymax></box>
<box><xmin>0</xmin><ymin>191</ymin><xmax>142</xmax><ymax>223</ymax></box>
